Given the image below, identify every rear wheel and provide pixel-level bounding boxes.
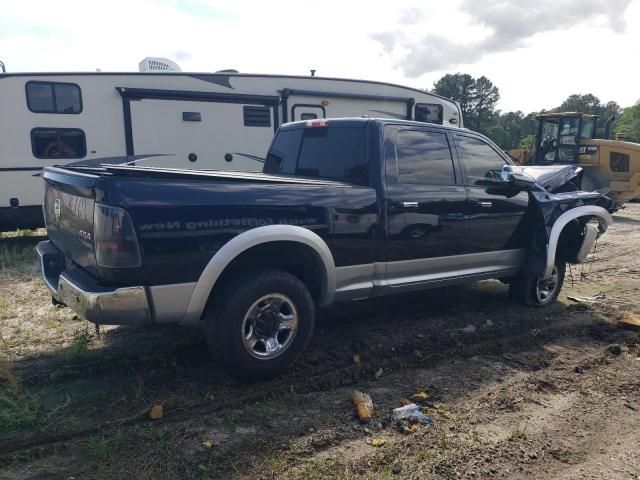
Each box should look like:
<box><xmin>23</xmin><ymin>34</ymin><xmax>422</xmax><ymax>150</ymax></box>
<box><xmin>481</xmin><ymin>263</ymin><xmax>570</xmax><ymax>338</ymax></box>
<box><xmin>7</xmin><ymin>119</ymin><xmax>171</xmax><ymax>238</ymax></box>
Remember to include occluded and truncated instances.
<box><xmin>205</xmin><ymin>269</ymin><xmax>315</xmax><ymax>381</ymax></box>
<box><xmin>509</xmin><ymin>260</ymin><xmax>565</xmax><ymax>307</ymax></box>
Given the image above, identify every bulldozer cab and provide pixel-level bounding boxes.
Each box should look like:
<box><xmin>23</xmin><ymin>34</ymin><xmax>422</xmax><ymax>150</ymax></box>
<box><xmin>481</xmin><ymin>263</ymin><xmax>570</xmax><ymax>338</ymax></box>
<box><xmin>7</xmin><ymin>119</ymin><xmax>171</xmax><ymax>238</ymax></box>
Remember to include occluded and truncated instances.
<box><xmin>534</xmin><ymin>113</ymin><xmax>598</xmax><ymax>165</ymax></box>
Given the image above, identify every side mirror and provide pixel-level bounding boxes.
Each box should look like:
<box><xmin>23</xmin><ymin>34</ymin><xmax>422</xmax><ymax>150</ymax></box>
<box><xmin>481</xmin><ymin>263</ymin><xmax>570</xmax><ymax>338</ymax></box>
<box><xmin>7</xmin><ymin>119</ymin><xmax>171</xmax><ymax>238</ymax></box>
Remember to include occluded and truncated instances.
<box><xmin>500</xmin><ymin>165</ymin><xmax>537</xmax><ymax>189</ymax></box>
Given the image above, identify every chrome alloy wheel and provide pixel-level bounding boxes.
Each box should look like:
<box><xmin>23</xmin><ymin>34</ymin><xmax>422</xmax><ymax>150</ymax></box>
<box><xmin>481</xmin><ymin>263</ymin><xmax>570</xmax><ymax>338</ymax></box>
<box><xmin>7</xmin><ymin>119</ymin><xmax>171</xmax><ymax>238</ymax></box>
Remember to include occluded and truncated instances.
<box><xmin>241</xmin><ymin>293</ymin><xmax>299</xmax><ymax>360</ymax></box>
<box><xmin>536</xmin><ymin>266</ymin><xmax>559</xmax><ymax>304</ymax></box>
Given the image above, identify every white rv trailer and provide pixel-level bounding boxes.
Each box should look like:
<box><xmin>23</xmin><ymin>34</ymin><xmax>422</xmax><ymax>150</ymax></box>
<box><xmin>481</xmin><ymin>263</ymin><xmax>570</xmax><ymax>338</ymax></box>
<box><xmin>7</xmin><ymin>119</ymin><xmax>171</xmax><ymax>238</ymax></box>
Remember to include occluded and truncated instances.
<box><xmin>0</xmin><ymin>70</ymin><xmax>463</xmax><ymax>230</ymax></box>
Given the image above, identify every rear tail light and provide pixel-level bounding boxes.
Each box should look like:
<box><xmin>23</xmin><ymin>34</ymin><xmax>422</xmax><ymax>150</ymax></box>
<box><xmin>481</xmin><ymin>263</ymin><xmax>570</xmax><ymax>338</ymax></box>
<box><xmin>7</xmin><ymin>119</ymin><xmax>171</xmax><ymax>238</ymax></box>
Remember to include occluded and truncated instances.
<box><xmin>94</xmin><ymin>203</ymin><xmax>142</xmax><ymax>268</ymax></box>
<box><xmin>305</xmin><ymin>119</ymin><xmax>330</xmax><ymax>128</ymax></box>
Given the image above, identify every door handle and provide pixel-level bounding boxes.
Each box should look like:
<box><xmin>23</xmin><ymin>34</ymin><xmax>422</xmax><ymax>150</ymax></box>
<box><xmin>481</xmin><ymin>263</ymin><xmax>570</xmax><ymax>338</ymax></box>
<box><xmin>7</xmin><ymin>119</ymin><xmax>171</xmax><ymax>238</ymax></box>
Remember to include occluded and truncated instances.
<box><xmin>401</xmin><ymin>201</ymin><xmax>419</xmax><ymax>208</ymax></box>
<box><xmin>479</xmin><ymin>201</ymin><xmax>493</xmax><ymax>208</ymax></box>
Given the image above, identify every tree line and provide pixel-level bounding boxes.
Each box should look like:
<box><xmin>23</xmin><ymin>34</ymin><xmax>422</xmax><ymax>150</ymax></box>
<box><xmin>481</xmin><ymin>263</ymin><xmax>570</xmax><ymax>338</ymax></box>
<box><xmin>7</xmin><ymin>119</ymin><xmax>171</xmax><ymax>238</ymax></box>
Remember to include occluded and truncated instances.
<box><xmin>431</xmin><ymin>73</ymin><xmax>640</xmax><ymax>148</ymax></box>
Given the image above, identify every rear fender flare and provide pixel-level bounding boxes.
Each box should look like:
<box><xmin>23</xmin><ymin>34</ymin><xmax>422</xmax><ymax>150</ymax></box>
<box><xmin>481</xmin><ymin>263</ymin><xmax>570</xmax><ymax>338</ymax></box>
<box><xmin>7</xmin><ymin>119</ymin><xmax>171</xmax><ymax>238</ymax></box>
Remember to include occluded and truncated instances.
<box><xmin>544</xmin><ymin>205</ymin><xmax>613</xmax><ymax>278</ymax></box>
<box><xmin>182</xmin><ymin>225</ymin><xmax>336</xmax><ymax>325</ymax></box>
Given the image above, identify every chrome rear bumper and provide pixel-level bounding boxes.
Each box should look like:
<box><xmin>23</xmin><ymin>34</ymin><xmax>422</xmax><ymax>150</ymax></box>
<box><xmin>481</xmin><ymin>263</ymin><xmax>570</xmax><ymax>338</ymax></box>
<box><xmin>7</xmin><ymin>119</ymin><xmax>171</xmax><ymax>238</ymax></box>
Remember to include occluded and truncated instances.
<box><xmin>36</xmin><ymin>241</ymin><xmax>151</xmax><ymax>325</ymax></box>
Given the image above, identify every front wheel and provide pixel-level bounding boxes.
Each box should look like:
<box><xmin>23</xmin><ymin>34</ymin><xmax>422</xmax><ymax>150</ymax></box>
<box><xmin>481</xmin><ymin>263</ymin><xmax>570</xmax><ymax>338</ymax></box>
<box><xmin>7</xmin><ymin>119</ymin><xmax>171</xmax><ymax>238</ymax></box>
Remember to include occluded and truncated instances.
<box><xmin>205</xmin><ymin>269</ymin><xmax>315</xmax><ymax>381</ymax></box>
<box><xmin>509</xmin><ymin>260</ymin><xmax>566</xmax><ymax>307</ymax></box>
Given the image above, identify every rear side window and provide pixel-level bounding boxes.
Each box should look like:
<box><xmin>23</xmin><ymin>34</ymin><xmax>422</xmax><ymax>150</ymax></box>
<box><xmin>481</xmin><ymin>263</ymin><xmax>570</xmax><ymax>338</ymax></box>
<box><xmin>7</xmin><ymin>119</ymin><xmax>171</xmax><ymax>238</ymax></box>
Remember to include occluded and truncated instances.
<box><xmin>415</xmin><ymin>103</ymin><xmax>443</xmax><ymax>124</ymax></box>
<box><xmin>454</xmin><ymin>135</ymin><xmax>506</xmax><ymax>185</ymax></box>
<box><xmin>265</xmin><ymin>126</ymin><xmax>368</xmax><ymax>184</ymax></box>
<box><xmin>388</xmin><ymin>129</ymin><xmax>455</xmax><ymax>185</ymax></box>
<box><xmin>26</xmin><ymin>81</ymin><xmax>82</xmax><ymax>114</ymax></box>
<box><xmin>31</xmin><ymin>128</ymin><xmax>87</xmax><ymax>159</ymax></box>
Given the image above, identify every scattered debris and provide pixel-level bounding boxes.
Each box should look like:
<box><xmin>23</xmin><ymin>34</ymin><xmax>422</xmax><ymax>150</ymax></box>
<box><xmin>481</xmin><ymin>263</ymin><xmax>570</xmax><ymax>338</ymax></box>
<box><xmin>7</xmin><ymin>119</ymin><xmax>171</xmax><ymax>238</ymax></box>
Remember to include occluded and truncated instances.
<box><xmin>425</xmin><ymin>403</ymin><xmax>450</xmax><ymax>418</ymax></box>
<box><xmin>353</xmin><ymin>353</ymin><xmax>361</xmax><ymax>365</ymax></box>
<box><xmin>202</xmin><ymin>440</ymin><xmax>213</xmax><ymax>449</ymax></box>
<box><xmin>446</xmin><ymin>324</ymin><xmax>477</xmax><ymax>334</ymax></box>
<box><xmin>393</xmin><ymin>403</ymin><xmax>432</xmax><ymax>433</ymax></box>
<box><xmin>392</xmin><ymin>460</ymin><xmax>402</xmax><ymax>474</ymax></box>
<box><xmin>409</xmin><ymin>391</ymin><xmax>430</xmax><ymax>403</ymax></box>
<box><xmin>352</xmin><ymin>390</ymin><xmax>374</xmax><ymax>423</ymax></box>
<box><xmin>367</xmin><ymin>437</ymin><xmax>387</xmax><ymax>447</ymax></box>
<box><xmin>374</xmin><ymin>367</ymin><xmax>384</xmax><ymax>379</ymax></box>
<box><xmin>484</xmin><ymin>319</ymin><xmax>494</xmax><ymax>327</ymax></box>
<box><xmin>574</xmin><ymin>366</ymin><xmax>584</xmax><ymax>374</ymax></box>
<box><xmin>400</xmin><ymin>398</ymin><xmax>412</xmax><ymax>406</ymax></box>
<box><xmin>149</xmin><ymin>404</ymin><xmax>164</xmax><ymax>420</ymax></box>
<box><xmin>618</xmin><ymin>313</ymin><xmax>640</xmax><ymax>331</ymax></box>
<box><xmin>397</xmin><ymin>422</ymin><xmax>418</xmax><ymax>434</ymax></box>
<box><xmin>567</xmin><ymin>293</ymin><xmax>606</xmax><ymax>304</ymax></box>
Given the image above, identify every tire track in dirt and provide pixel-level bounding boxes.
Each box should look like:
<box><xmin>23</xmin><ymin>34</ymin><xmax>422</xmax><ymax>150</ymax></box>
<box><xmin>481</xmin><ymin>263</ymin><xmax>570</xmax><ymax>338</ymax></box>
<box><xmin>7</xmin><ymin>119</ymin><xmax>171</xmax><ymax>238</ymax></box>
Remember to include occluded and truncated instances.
<box><xmin>0</xmin><ymin>310</ymin><xmax>623</xmax><ymax>459</ymax></box>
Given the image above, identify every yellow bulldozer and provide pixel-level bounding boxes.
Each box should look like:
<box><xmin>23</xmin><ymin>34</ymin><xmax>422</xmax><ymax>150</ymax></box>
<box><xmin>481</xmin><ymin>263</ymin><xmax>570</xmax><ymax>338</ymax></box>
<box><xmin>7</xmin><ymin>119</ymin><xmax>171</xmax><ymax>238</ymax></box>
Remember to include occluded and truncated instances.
<box><xmin>507</xmin><ymin>112</ymin><xmax>640</xmax><ymax>207</ymax></box>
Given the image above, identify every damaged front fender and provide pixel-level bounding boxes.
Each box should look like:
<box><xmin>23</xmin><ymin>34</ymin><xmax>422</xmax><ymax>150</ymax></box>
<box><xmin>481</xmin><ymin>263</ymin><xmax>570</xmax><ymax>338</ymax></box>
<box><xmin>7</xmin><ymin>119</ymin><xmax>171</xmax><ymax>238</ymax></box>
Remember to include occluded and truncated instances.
<box><xmin>542</xmin><ymin>204</ymin><xmax>612</xmax><ymax>278</ymax></box>
<box><xmin>506</xmin><ymin>164</ymin><xmax>614</xmax><ymax>280</ymax></box>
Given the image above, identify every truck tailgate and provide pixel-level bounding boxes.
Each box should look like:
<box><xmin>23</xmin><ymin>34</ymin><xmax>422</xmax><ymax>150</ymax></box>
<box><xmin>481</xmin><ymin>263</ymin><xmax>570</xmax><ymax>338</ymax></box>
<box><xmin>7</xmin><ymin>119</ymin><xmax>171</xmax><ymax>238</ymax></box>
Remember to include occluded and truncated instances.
<box><xmin>43</xmin><ymin>169</ymin><xmax>97</xmax><ymax>270</ymax></box>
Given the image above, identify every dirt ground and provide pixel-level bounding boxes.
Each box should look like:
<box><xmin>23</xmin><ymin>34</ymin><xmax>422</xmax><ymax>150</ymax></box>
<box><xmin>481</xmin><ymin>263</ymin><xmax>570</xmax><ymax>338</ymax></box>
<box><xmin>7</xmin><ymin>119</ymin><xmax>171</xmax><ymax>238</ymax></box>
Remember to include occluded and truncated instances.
<box><xmin>1</xmin><ymin>206</ymin><xmax>639</xmax><ymax>480</ymax></box>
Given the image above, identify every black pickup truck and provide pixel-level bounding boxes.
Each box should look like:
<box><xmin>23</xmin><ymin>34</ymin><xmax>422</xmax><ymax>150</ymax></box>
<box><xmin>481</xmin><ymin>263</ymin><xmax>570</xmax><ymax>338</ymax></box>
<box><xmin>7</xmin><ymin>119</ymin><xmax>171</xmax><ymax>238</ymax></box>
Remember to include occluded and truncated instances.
<box><xmin>37</xmin><ymin>118</ymin><xmax>613</xmax><ymax>379</ymax></box>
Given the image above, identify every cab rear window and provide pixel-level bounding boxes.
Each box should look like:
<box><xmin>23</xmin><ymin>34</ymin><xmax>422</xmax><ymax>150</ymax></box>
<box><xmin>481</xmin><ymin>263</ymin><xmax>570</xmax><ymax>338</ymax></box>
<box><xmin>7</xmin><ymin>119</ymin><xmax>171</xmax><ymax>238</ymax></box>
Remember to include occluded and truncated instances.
<box><xmin>265</xmin><ymin>126</ymin><xmax>368</xmax><ymax>184</ymax></box>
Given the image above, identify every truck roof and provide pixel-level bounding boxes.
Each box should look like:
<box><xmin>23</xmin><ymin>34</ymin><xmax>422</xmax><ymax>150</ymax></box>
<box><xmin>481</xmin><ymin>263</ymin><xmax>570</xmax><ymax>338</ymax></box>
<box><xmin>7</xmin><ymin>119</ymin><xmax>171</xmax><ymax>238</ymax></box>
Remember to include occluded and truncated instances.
<box><xmin>280</xmin><ymin>117</ymin><xmax>466</xmax><ymax>131</ymax></box>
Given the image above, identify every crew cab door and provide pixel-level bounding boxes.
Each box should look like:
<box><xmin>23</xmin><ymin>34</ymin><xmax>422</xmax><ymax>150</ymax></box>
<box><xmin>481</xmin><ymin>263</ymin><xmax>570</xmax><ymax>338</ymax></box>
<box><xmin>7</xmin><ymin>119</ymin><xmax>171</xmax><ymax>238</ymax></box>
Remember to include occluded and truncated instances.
<box><xmin>383</xmin><ymin>126</ymin><xmax>468</xmax><ymax>283</ymax></box>
<box><xmin>452</xmin><ymin>133</ymin><xmax>530</xmax><ymax>253</ymax></box>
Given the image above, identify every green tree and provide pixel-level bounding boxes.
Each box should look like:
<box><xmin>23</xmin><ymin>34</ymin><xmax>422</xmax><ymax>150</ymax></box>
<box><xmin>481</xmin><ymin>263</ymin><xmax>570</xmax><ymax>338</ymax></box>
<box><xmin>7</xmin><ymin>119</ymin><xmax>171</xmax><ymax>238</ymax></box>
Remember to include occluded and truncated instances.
<box><xmin>471</xmin><ymin>76</ymin><xmax>500</xmax><ymax>132</ymax></box>
<box><xmin>432</xmin><ymin>73</ymin><xmax>500</xmax><ymax>133</ymax></box>
<box><xmin>614</xmin><ymin>101</ymin><xmax>640</xmax><ymax>143</ymax></box>
<box><xmin>557</xmin><ymin>93</ymin><xmax>603</xmax><ymax>115</ymax></box>
<box><xmin>431</xmin><ymin>73</ymin><xmax>476</xmax><ymax>126</ymax></box>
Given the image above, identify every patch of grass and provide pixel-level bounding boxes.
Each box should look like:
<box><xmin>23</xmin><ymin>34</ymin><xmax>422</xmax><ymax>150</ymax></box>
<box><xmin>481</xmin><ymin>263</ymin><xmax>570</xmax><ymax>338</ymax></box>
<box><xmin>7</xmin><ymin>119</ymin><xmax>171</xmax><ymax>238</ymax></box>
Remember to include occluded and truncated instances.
<box><xmin>114</xmin><ymin>426</ymin><xmax>133</xmax><ymax>448</ymax></box>
<box><xmin>0</xmin><ymin>298</ymin><xmax>10</xmax><ymax>320</ymax></box>
<box><xmin>0</xmin><ymin>244</ymin><xmax>36</xmax><ymax>269</ymax></box>
<box><xmin>87</xmin><ymin>436</ymin><xmax>113</xmax><ymax>463</ymax></box>
<box><xmin>432</xmin><ymin>458</ymin><xmax>457</xmax><ymax>478</ymax></box>
<box><xmin>70</xmin><ymin>323</ymin><xmax>92</xmax><ymax>357</ymax></box>
<box><xmin>507</xmin><ymin>428</ymin><xmax>528</xmax><ymax>441</ymax></box>
<box><xmin>0</xmin><ymin>385</ymin><xmax>41</xmax><ymax>431</ymax></box>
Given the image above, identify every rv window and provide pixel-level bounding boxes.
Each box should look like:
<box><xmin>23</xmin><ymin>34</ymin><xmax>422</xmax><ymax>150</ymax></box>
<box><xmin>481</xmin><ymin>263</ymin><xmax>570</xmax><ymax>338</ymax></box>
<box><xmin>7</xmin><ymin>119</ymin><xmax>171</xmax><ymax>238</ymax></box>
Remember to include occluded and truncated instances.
<box><xmin>31</xmin><ymin>128</ymin><xmax>87</xmax><ymax>159</ymax></box>
<box><xmin>243</xmin><ymin>106</ymin><xmax>271</xmax><ymax>127</ymax></box>
<box><xmin>26</xmin><ymin>81</ymin><xmax>82</xmax><ymax>114</ymax></box>
<box><xmin>415</xmin><ymin>104</ymin><xmax>443</xmax><ymax>124</ymax></box>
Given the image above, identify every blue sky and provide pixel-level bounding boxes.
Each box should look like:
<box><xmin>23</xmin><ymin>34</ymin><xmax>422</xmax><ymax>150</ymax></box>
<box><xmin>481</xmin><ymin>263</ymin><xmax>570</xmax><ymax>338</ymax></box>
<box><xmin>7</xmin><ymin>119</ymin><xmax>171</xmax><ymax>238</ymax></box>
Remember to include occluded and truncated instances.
<box><xmin>1</xmin><ymin>0</ymin><xmax>639</xmax><ymax>112</ymax></box>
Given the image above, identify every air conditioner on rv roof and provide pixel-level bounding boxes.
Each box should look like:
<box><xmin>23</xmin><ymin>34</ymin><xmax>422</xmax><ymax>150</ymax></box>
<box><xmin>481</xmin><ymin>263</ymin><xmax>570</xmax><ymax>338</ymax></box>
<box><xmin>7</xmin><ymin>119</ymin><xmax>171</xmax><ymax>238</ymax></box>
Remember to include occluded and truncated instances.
<box><xmin>139</xmin><ymin>57</ymin><xmax>181</xmax><ymax>73</ymax></box>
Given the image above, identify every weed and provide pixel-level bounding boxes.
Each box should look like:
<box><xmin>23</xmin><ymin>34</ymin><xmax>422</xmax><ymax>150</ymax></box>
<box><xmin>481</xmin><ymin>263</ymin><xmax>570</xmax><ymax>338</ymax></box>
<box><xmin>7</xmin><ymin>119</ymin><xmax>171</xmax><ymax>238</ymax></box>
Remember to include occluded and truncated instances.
<box><xmin>223</xmin><ymin>410</ymin><xmax>237</xmax><ymax>432</ymax></box>
<box><xmin>0</xmin><ymin>385</ymin><xmax>41</xmax><ymax>431</ymax></box>
<box><xmin>0</xmin><ymin>298</ymin><xmax>10</xmax><ymax>320</ymax></box>
<box><xmin>507</xmin><ymin>428</ymin><xmax>528</xmax><ymax>441</ymax></box>
<box><xmin>87</xmin><ymin>436</ymin><xmax>113</xmax><ymax>463</ymax></box>
<box><xmin>0</xmin><ymin>244</ymin><xmax>36</xmax><ymax>269</ymax></box>
<box><xmin>70</xmin><ymin>323</ymin><xmax>92</xmax><ymax>357</ymax></box>
<box><xmin>114</xmin><ymin>427</ymin><xmax>133</xmax><ymax>448</ymax></box>
<box><xmin>432</xmin><ymin>458</ymin><xmax>457</xmax><ymax>478</ymax></box>
<box><xmin>0</xmin><ymin>331</ymin><xmax>41</xmax><ymax>431</ymax></box>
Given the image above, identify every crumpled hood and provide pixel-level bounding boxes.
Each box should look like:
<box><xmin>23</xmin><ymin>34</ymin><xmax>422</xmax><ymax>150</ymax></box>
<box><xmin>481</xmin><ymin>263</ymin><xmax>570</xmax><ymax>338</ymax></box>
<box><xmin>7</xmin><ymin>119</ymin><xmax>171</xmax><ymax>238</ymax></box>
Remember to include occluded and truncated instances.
<box><xmin>511</xmin><ymin>165</ymin><xmax>581</xmax><ymax>192</ymax></box>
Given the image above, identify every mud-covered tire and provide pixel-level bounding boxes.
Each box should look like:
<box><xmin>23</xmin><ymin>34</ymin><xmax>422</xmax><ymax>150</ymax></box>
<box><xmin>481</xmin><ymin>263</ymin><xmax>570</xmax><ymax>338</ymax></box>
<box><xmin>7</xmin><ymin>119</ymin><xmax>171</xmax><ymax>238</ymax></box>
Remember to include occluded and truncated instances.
<box><xmin>205</xmin><ymin>269</ymin><xmax>315</xmax><ymax>381</ymax></box>
<box><xmin>509</xmin><ymin>260</ymin><xmax>566</xmax><ymax>307</ymax></box>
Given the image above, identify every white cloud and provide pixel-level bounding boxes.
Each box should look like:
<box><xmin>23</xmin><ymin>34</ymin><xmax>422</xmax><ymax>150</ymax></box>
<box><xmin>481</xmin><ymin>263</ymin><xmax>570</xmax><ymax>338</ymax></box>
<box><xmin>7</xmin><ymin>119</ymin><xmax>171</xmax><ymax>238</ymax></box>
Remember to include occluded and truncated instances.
<box><xmin>0</xmin><ymin>0</ymin><xmax>639</xmax><ymax>113</ymax></box>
